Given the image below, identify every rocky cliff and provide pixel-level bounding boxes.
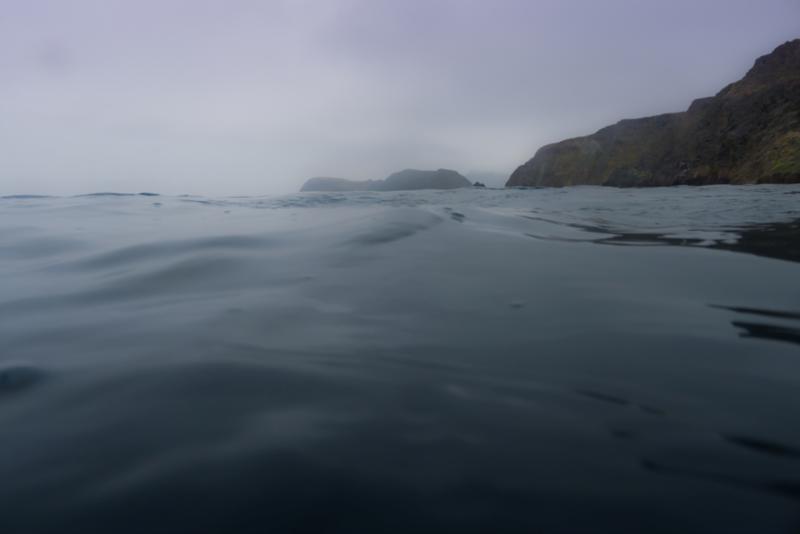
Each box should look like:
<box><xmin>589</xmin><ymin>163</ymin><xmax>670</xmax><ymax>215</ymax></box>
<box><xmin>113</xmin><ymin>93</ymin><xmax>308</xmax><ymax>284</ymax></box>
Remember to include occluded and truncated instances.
<box><xmin>301</xmin><ymin>169</ymin><xmax>471</xmax><ymax>192</ymax></box>
<box><xmin>507</xmin><ymin>39</ymin><xmax>800</xmax><ymax>187</ymax></box>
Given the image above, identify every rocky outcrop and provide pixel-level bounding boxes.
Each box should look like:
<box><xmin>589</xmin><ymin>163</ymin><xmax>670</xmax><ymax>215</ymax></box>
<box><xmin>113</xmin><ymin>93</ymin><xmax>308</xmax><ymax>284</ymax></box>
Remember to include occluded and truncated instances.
<box><xmin>301</xmin><ymin>169</ymin><xmax>471</xmax><ymax>192</ymax></box>
<box><xmin>507</xmin><ymin>39</ymin><xmax>800</xmax><ymax>187</ymax></box>
<box><xmin>380</xmin><ymin>169</ymin><xmax>471</xmax><ymax>190</ymax></box>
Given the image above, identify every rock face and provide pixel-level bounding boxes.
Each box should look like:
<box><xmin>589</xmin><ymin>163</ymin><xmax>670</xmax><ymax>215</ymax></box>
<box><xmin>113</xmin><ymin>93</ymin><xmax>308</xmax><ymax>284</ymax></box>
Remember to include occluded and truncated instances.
<box><xmin>507</xmin><ymin>39</ymin><xmax>800</xmax><ymax>187</ymax></box>
<box><xmin>301</xmin><ymin>169</ymin><xmax>471</xmax><ymax>192</ymax></box>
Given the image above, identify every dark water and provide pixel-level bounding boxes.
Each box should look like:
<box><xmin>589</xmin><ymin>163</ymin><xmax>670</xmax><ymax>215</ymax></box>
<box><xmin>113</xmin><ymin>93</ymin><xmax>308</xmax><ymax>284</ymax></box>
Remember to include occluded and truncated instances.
<box><xmin>1</xmin><ymin>186</ymin><xmax>799</xmax><ymax>533</ymax></box>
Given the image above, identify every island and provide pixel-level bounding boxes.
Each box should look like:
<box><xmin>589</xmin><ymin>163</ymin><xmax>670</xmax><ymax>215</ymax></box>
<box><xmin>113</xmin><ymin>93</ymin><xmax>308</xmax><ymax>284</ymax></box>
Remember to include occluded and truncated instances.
<box><xmin>301</xmin><ymin>169</ymin><xmax>472</xmax><ymax>192</ymax></box>
<box><xmin>507</xmin><ymin>39</ymin><xmax>800</xmax><ymax>187</ymax></box>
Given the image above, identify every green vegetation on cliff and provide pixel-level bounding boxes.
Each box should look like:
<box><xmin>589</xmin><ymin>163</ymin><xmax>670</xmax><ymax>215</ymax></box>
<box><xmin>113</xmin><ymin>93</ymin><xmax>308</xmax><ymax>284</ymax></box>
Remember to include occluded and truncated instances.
<box><xmin>507</xmin><ymin>39</ymin><xmax>800</xmax><ymax>187</ymax></box>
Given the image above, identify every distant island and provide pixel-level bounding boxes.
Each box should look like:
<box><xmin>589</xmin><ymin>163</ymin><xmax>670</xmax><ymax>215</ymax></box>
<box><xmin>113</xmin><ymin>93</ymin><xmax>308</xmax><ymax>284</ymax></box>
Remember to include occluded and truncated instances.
<box><xmin>507</xmin><ymin>39</ymin><xmax>800</xmax><ymax>187</ymax></box>
<box><xmin>301</xmin><ymin>169</ymin><xmax>472</xmax><ymax>192</ymax></box>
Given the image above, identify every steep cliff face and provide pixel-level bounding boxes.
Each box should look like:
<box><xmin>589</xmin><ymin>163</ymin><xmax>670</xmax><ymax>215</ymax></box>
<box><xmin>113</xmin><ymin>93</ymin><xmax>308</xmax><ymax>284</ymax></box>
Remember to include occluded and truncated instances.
<box><xmin>507</xmin><ymin>39</ymin><xmax>800</xmax><ymax>187</ymax></box>
<box><xmin>301</xmin><ymin>169</ymin><xmax>471</xmax><ymax>192</ymax></box>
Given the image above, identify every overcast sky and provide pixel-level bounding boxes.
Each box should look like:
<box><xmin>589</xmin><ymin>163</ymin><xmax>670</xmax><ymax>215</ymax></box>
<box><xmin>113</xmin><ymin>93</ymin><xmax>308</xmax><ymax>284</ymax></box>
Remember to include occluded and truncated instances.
<box><xmin>1</xmin><ymin>0</ymin><xmax>798</xmax><ymax>195</ymax></box>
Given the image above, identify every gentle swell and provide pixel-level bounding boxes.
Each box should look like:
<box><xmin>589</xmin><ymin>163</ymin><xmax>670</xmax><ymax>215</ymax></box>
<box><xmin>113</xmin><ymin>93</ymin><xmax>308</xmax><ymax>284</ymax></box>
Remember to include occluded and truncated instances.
<box><xmin>62</xmin><ymin>235</ymin><xmax>275</xmax><ymax>271</ymax></box>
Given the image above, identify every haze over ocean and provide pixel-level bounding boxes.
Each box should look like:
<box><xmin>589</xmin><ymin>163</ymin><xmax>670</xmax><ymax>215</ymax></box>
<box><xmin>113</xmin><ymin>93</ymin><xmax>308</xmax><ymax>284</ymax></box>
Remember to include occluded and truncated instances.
<box><xmin>1</xmin><ymin>0</ymin><xmax>799</xmax><ymax>195</ymax></box>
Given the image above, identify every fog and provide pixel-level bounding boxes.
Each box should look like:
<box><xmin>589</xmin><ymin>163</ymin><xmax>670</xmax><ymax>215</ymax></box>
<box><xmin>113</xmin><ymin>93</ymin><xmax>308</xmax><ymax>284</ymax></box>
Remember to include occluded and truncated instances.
<box><xmin>1</xmin><ymin>0</ymin><xmax>798</xmax><ymax>195</ymax></box>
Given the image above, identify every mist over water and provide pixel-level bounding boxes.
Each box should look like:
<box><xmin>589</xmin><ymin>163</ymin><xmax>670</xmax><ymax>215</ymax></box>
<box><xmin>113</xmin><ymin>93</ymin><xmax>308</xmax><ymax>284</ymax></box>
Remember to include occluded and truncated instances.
<box><xmin>1</xmin><ymin>186</ymin><xmax>800</xmax><ymax>533</ymax></box>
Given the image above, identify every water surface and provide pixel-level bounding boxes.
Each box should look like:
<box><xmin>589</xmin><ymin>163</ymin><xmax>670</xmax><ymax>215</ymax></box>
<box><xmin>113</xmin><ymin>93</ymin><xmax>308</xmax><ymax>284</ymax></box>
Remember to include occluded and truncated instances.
<box><xmin>1</xmin><ymin>186</ymin><xmax>799</xmax><ymax>533</ymax></box>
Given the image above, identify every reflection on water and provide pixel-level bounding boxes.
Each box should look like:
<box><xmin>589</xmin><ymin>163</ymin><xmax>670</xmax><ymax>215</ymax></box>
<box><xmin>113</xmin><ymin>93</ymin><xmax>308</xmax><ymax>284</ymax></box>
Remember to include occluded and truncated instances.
<box><xmin>724</xmin><ymin>435</ymin><xmax>800</xmax><ymax>459</ymax></box>
<box><xmin>526</xmin><ymin>215</ymin><xmax>800</xmax><ymax>264</ymax></box>
<box><xmin>0</xmin><ymin>186</ymin><xmax>799</xmax><ymax>533</ymax></box>
<box><xmin>640</xmin><ymin>458</ymin><xmax>800</xmax><ymax>502</ymax></box>
<box><xmin>716</xmin><ymin>219</ymin><xmax>800</xmax><ymax>263</ymax></box>
<box><xmin>712</xmin><ymin>305</ymin><xmax>800</xmax><ymax>346</ymax></box>
<box><xmin>731</xmin><ymin>321</ymin><xmax>800</xmax><ymax>346</ymax></box>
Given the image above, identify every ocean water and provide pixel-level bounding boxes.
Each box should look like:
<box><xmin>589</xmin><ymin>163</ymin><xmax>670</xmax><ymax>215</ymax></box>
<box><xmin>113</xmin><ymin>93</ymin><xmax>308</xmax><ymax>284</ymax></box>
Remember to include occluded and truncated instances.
<box><xmin>1</xmin><ymin>185</ymin><xmax>799</xmax><ymax>533</ymax></box>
